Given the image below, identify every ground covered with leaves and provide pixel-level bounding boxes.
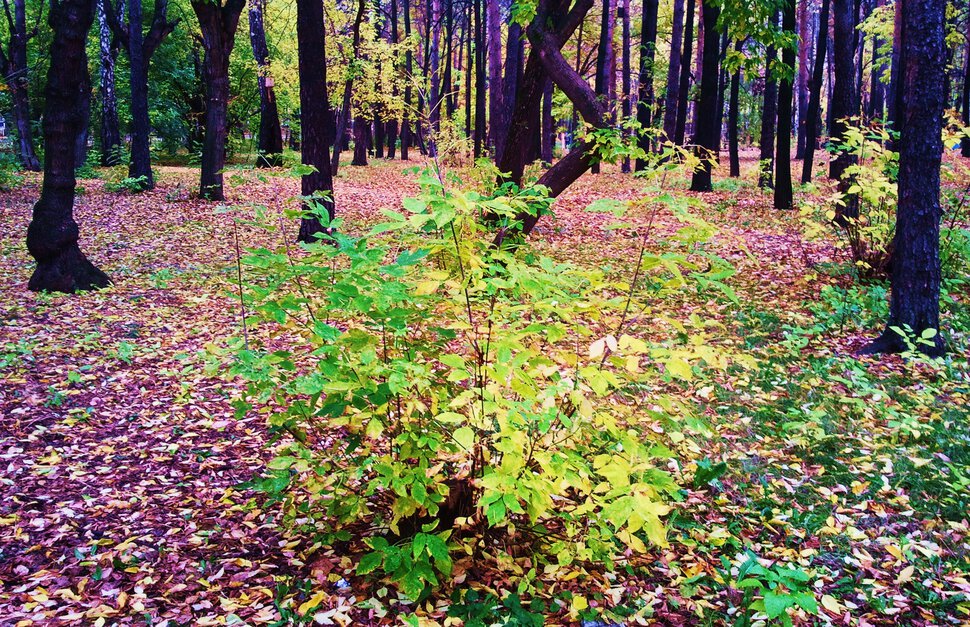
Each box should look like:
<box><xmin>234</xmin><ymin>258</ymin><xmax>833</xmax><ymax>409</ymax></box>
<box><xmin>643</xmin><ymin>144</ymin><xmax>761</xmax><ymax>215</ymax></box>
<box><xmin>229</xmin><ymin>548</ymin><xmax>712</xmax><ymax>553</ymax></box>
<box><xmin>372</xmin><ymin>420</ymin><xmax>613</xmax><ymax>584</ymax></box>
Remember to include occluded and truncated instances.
<box><xmin>1</xmin><ymin>157</ymin><xmax>968</xmax><ymax>626</ymax></box>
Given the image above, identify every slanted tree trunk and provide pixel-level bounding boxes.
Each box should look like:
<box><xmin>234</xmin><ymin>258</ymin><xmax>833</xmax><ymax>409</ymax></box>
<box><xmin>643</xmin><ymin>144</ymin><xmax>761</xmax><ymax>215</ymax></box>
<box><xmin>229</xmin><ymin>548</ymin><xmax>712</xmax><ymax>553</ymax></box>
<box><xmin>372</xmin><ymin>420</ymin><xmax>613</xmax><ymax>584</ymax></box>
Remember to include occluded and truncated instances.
<box><xmin>249</xmin><ymin>0</ymin><xmax>283</xmax><ymax>167</ymax></box>
<box><xmin>27</xmin><ymin>0</ymin><xmax>110</xmax><ymax>293</ymax></box>
<box><xmin>801</xmin><ymin>0</ymin><xmax>829</xmax><ymax>182</ymax></box>
<box><xmin>191</xmin><ymin>0</ymin><xmax>244</xmax><ymax>200</ymax></box>
<box><xmin>829</xmin><ymin>0</ymin><xmax>859</xmax><ymax>221</ymax></box>
<box><xmin>727</xmin><ymin>39</ymin><xmax>741</xmax><ymax>177</ymax></box>
<box><xmin>774</xmin><ymin>0</ymin><xmax>797</xmax><ymax>210</ymax></box>
<box><xmin>662</xmin><ymin>0</ymin><xmax>684</xmax><ymax>143</ymax></box>
<box><xmin>674</xmin><ymin>0</ymin><xmax>695</xmax><ymax>145</ymax></box>
<box><xmin>332</xmin><ymin>0</ymin><xmax>366</xmax><ymax>174</ymax></box>
<box><xmin>634</xmin><ymin>0</ymin><xmax>659</xmax><ymax>170</ymax></box>
<box><xmin>795</xmin><ymin>0</ymin><xmax>810</xmax><ymax>158</ymax></box>
<box><xmin>759</xmin><ymin>28</ymin><xmax>778</xmax><ymax>189</ymax></box>
<box><xmin>0</xmin><ymin>0</ymin><xmax>42</xmax><ymax>171</ymax></box>
<box><xmin>97</xmin><ymin>0</ymin><xmax>122</xmax><ymax>166</ymax></box>
<box><xmin>688</xmin><ymin>0</ymin><xmax>720</xmax><ymax>192</ymax></box>
<box><xmin>861</xmin><ymin>0</ymin><xmax>946</xmax><ymax>356</ymax></box>
<box><xmin>296</xmin><ymin>0</ymin><xmax>336</xmax><ymax>242</ymax></box>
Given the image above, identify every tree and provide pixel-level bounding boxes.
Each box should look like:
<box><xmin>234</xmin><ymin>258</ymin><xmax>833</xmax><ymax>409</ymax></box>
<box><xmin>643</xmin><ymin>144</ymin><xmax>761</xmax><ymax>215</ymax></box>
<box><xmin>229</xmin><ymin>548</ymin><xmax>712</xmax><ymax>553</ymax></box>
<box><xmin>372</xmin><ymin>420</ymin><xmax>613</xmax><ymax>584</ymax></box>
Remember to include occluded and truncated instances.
<box><xmin>27</xmin><ymin>0</ymin><xmax>110</xmax><ymax>293</ymax></box>
<box><xmin>486</xmin><ymin>0</ymin><xmax>503</xmax><ymax>155</ymax></box>
<box><xmin>861</xmin><ymin>0</ymin><xmax>946</xmax><ymax>356</ymax></box>
<box><xmin>661</xmin><ymin>0</ymin><xmax>684</xmax><ymax>143</ymax></box>
<box><xmin>620</xmin><ymin>0</ymin><xmax>631</xmax><ymax>172</ymax></box>
<box><xmin>97</xmin><ymin>0</ymin><xmax>123</xmax><ymax>166</ymax></box>
<box><xmin>801</xmin><ymin>0</ymin><xmax>829</xmax><ymax>182</ymax></box>
<box><xmin>794</xmin><ymin>0</ymin><xmax>810</xmax><ymax>158</ymax></box>
<box><xmin>727</xmin><ymin>39</ymin><xmax>742</xmax><ymax>177</ymax></box>
<box><xmin>591</xmin><ymin>0</ymin><xmax>615</xmax><ymax>174</ymax></box>
<box><xmin>332</xmin><ymin>0</ymin><xmax>366</xmax><ymax>175</ymax></box>
<box><xmin>0</xmin><ymin>0</ymin><xmax>42</xmax><ymax>171</ymax></box>
<box><xmin>829</xmin><ymin>0</ymin><xmax>859</xmax><ymax>221</ymax></box>
<box><xmin>689</xmin><ymin>0</ymin><xmax>721</xmax><ymax>192</ymax></box>
<box><xmin>758</xmin><ymin>29</ymin><xmax>778</xmax><ymax>189</ymax></box>
<box><xmin>296</xmin><ymin>0</ymin><xmax>336</xmax><ymax>242</ymax></box>
<box><xmin>774</xmin><ymin>0</ymin><xmax>796</xmax><ymax>210</ymax></box>
<box><xmin>634</xmin><ymin>0</ymin><xmax>659</xmax><ymax>170</ymax></box>
<box><xmin>248</xmin><ymin>0</ymin><xmax>283</xmax><ymax>167</ymax></box>
<box><xmin>106</xmin><ymin>0</ymin><xmax>178</xmax><ymax>190</ymax></box>
<box><xmin>961</xmin><ymin>19</ymin><xmax>969</xmax><ymax>157</ymax></box>
<box><xmin>674</xmin><ymin>0</ymin><xmax>695</xmax><ymax>145</ymax></box>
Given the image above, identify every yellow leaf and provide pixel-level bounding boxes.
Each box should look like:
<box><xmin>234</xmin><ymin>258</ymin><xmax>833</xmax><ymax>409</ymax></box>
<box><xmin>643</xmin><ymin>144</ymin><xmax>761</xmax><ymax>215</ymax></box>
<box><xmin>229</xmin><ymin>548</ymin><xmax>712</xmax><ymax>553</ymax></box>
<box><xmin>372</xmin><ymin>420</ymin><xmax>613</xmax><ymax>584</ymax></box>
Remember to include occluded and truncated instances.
<box><xmin>414</xmin><ymin>281</ymin><xmax>440</xmax><ymax>296</ymax></box>
<box><xmin>570</xmin><ymin>595</ymin><xmax>589</xmax><ymax>615</ymax></box>
<box><xmin>897</xmin><ymin>565</ymin><xmax>915</xmax><ymax>584</ymax></box>
<box><xmin>666</xmin><ymin>357</ymin><xmax>693</xmax><ymax>380</ymax></box>
<box><xmin>298</xmin><ymin>590</ymin><xmax>329</xmax><ymax>615</ymax></box>
<box><xmin>820</xmin><ymin>594</ymin><xmax>842</xmax><ymax>614</ymax></box>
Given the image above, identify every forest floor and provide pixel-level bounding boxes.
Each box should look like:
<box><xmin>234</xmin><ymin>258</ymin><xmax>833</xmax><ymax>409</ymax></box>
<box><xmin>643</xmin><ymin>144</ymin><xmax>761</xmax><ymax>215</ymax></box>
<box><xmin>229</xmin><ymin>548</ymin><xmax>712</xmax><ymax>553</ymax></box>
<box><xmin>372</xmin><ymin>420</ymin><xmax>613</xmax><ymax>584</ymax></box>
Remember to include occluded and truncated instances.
<box><xmin>1</xmin><ymin>155</ymin><xmax>969</xmax><ymax>626</ymax></box>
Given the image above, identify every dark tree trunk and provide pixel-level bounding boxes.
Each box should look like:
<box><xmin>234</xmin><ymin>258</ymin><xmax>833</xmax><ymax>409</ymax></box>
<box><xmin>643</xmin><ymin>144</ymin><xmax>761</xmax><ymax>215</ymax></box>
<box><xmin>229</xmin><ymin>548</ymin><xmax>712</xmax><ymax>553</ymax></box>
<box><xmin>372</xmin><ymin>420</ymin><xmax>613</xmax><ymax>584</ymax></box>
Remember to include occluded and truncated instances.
<box><xmin>97</xmin><ymin>0</ymin><xmax>122</xmax><ymax>166</ymax></box>
<box><xmin>714</xmin><ymin>29</ymin><xmax>728</xmax><ymax>157</ymax></box>
<box><xmin>249</xmin><ymin>0</ymin><xmax>283</xmax><ymax>167</ymax></box>
<box><xmin>386</xmin><ymin>0</ymin><xmax>399</xmax><ymax>158</ymax></box>
<box><xmin>428</xmin><ymin>0</ymin><xmax>441</xmax><ymax>155</ymax></box>
<box><xmin>106</xmin><ymin>0</ymin><xmax>177</xmax><ymax>190</ymax></box>
<box><xmin>486</xmin><ymin>0</ymin><xmax>503</xmax><ymax>154</ymax></box>
<box><xmin>75</xmin><ymin>83</ymin><xmax>91</xmax><ymax>169</ymax></box>
<box><xmin>662</xmin><ymin>0</ymin><xmax>684</xmax><ymax>142</ymax></box>
<box><xmin>886</xmin><ymin>0</ymin><xmax>901</xmax><ymax>140</ymax></box>
<box><xmin>496</xmin><ymin>21</ymin><xmax>524</xmax><ymax>164</ymax></box>
<box><xmin>674</xmin><ymin>0</ymin><xmax>695</xmax><ymax>146</ymax></box>
<box><xmin>473</xmin><ymin>0</ymin><xmax>486</xmax><ymax>158</ymax></box>
<box><xmin>27</xmin><ymin>0</ymin><xmax>110</xmax><ymax>293</ymax></box>
<box><xmin>759</xmin><ymin>29</ymin><xmax>778</xmax><ymax>189</ymax></box>
<box><xmin>296</xmin><ymin>0</ymin><xmax>336</xmax><ymax>242</ymax></box>
<box><xmin>541</xmin><ymin>80</ymin><xmax>554</xmax><ymax>162</ymax></box>
<box><xmin>442</xmin><ymin>0</ymin><xmax>454</xmax><ymax>117</ymax></box>
<box><xmin>830</xmin><ymin>0</ymin><xmax>859</xmax><ymax>220</ymax></box>
<box><xmin>861</xmin><ymin>0</ymin><xmax>946</xmax><ymax>356</ymax></box>
<box><xmin>401</xmin><ymin>0</ymin><xmax>413</xmax><ymax>159</ymax></box>
<box><xmin>0</xmin><ymin>0</ymin><xmax>42</xmax><ymax>171</ymax></box>
<box><xmin>801</xmin><ymin>0</ymin><xmax>829</xmax><ymax>182</ymax></box>
<box><xmin>351</xmin><ymin>117</ymin><xmax>369</xmax><ymax>165</ymax></box>
<box><xmin>961</xmin><ymin>26</ymin><xmax>970</xmax><ymax>157</ymax></box>
<box><xmin>191</xmin><ymin>0</ymin><xmax>244</xmax><ymax>200</ymax></box>
<box><xmin>634</xmin><ymin>0</ymin><xmax>659</xmax><ymax>170</ymax></box>
<box><xmin>620</xmin><ymin>0</ymin><xmax>631</xmax><ymax>172</ymax></box>
<box><xmin>332</xmin><ymin>0</ymin><xmax>366</xmax><ymax>175</ymax></box>
<box><xmin>728</xmin><ymin>40</ymin><xmax>741</xmax><ymax>177</ymax></box>
<box><xmin>592</xmin><ymin>0</ymin><xmax>615</xmax><ymax>173</ymax></box>
<box><xmin>795</xmin><ymin>0</ymin><xmax>810</xmax><ymax>158</ymax></box>
<box><xmin>774</xmin><ymin>0</ymin><xmax>796</xmax><ymax>210</ymax></box>
<box><xmin>464</xmin><ymin>1</ymin><xmax>472</xmax><ymax>140</ymax></box>
<box><xmin>688</xmin><ymin>0</ymin><xmax>720</xmax><ymax>192</ymax></box>
<box><xmin>869</xmin><ymin>25</ymin><xmax>886</xmax><ymax>121</ymax></box>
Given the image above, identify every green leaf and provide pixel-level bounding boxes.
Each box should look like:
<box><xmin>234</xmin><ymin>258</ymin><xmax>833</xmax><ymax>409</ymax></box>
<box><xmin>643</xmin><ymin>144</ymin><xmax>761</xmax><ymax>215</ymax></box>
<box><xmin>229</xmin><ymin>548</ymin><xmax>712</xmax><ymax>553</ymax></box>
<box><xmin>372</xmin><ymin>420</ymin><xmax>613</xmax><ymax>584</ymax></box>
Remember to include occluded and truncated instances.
<box><xmin>357</xmin><ymin>551</ymin><xmax>383</xmax><ymax>575</ymax></box>
<box><xmin>453</xmin><ymin>427</ymin><xmax>475</xmax><ymax>451</ymax></box>
<box><xmin>764</xmin><ymin>591</ymin><xmax>795</xmax><ymax>618</ymax></box>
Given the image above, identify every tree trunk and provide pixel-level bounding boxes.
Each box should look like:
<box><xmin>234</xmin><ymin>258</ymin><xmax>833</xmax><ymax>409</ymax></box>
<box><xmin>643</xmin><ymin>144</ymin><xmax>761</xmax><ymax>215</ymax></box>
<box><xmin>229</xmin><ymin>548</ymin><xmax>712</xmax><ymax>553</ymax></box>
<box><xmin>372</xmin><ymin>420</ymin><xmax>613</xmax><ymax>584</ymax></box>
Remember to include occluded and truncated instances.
<box><xmin>774</xmin><ymin>0</ymin><xmax>796</xmax><ymax>210</ymax></box>
<box><xmin>728</xmin><ymin>40</ymin><xmax>741</xmax><ymax>177</ymax></box>
<box><xmin>592</xmin><ymin>0</ymin><xmax>615</xmax><ymax>173</ymax></box>
<box><xmin>331</xmin><ymin>0</ymin><xmax>366</xmax><ymax>175</ymax></box>
<box><xmin>249</xmin><ymin>0</ymin><xmax>283</xmax><ymax>167</ymax></box>
<box><xmin>634</xmin><ymin>0</ymin><xmax>659</xmax><ymax>170</ymax></box>
<box><xmin>97</xmin><ymin>0</ymin><xmax>122</xmax><ymax>166</ymax></box>
<box><xmin>428</xmin><ymin>0</ymin><xmax>442</xmax><ymax>155</ymax></box>
<box><xmin>759</xmin><ymin>27</ymin><xmax>778</xmax><ymax>189</ymax></box>
<box><xmin>662</xmin><ymin>0</ymin><xmax>684</xmax><ymax>143</ymax></box>
<box><xmin>464</xmin><ymin>1</ymin><xmax>472</xmax><ymax>141</ymax></box>
<box><xmin>861</xmin><ymin>0</ymin><xmax>946</xmax><ymax>356</ymax></box>
<box><xmin>795</xmin><ymin>0</ymin><xmax>810</xmax><ymax>158</ymax></box>
<box><xmin>620</xmin><ymin>0</ymin><xmax>631</xmax><ymax>172</ymax></box>
<box><xmin>191</xmin><ymin>0</ymin><xmax>243</xmax><ymax>200</ymax></box>
<box><xmin>961</xmin><ymin>25</ymin><xmax>970</xmax><ymax>157</ymax></box>
<box><xmin>688</xmin><ymin>0</ymin><xmax>719</xmax><ymax>192</ymax></box>
<box><xmin>486</xmin><ymin>0</ymin><xmax>503</xmax><ymax>154</ymax></box>
<box><xmin>801</xmin><ymin>0</ymin><xmax>829</xmax><ymax>182</ymax></box>
<box><xmin>27</xmin><ymin>0</ymin><xmax>110</xmax><ymax>293</ymax></box>
<box><xmin>386</xmin><ymin>0</ymin><xmax>399</xmax><ymax>158</ymax></box>
<box><xmin>0</xmin><ymin>0</ymin><xmax>42</xmax><ymax>171</ymax></box>
<box><xmin>127</xmin><ymin>0</ymin><xmax>152</xmax><ymax>188</ymax></box>
<box><xmin>541</xmin><ymin>80</ymin><xmax>554</xmax><ymax>161</ymax></box>
<box><xmin>674</xmin><ymin>0</ymin><xmax>695</xmax><ymax>145</ymax></box>
<box><xmin>75</xmin><ymin>83</ymin><xmax>91</xmax><ymax>169</ymax></box>
<box><xmin>473</xmin><ymin>0</ymin><xmax>486</xmax><ymax>158</ymax></box>
<box><xmin>296</xmin><ymin>0</ymin><xmax>336</xmax><ymax>242</ymax></box>
<box><xmin>497</xmin><ymin>21</ymin><xmax>524</xmax><ymax>164</ymax></box>
<box><xmin>830</xmin><ymin>0</ymin><xmax>859</xmax><ymax>221</ymax></box>
<box><xmin>352</xmin><ymin>117</ymin><xmax>369</xmax><ymax>165</ymax></box>
<box><xmin>401</xmin><ymin>0</ymin><xmax>413</xmax><ymax>159</ymax></box>
<box><xmin>442</xmin><ymin>0</ymin><xmax>454</xmax><ymax>117</ymax></box>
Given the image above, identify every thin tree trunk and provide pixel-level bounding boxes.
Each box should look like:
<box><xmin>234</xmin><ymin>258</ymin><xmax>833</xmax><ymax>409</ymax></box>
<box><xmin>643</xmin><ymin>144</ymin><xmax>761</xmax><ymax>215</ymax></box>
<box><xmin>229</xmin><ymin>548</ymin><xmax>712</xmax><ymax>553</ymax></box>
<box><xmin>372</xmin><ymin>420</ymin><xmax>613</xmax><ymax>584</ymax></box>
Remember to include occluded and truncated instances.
<box><xmin>473</xmin><ymin>0</ymin><xmax>486</xmax><ymax>158</ymax></box>
<box><xmin>428</xmin><ymin>0</ymin><xmax>442</xmax><ymax>154</ymax></box>
<box><xmin>541</xmin><ymin>80</ymin><xmax>554</xmax><ymax>161</ymax></box>
<box><xmin>331</xmin><ymin>0</ymin><xmax>365</xmax><ymax>174</ymax></box>
<box><xmin>486</xmin><ymin>0</ymin><xmax>503</xmax><ymax>154</ymax></box>
<box><xmin>27</xmin><ymin>0</ymin><xmax>110</xmax><ymax>292</ymax></box>
<box><xmin>296</xmin><ymin>0</ymin><xmax>336</xmax><ymax>242</ymax></box>
<box><xmin>795</xmin><ymin>0</ymin><xmax>810</xmax><ymax>158</ymax></box>
<box><xmin>191</xmin><ymin>0</ymin><xmax>245</xmax><ymax>200</ymax></box>
<box><xmin>830</xmin><ymin>0</ymin><xmax>859</xmax><ymax>220</ymax></box>
<box><xmin>0</xmin><ymin>0</ymin><xmax>41</xmax><ymax>171</ymax></box>
<box><xmin>759</xmin><ymin>23</ymin><xmax>778</xmax><ymax>189</ymax></box>
<box><xmin>402</xmin><ymin>0</ymin><xmax>412</xmax><ymax>159</ymax></box>
<box><xmin>728</xmin><ymin>40</ymin><xmax>741</xmax><ymax>177</ymax></box>
<box><xmin>386</xmin><ymin>0</ymin><xmax>399</xmax><ymax>157</ymax></box>
<box><xmin>98</xmin><ymin>0</ymin><xmax>122</xmax><ymax>166</ymax></box>
<box><xmin>249</xmin><ymin>0</ymin><xmax>283</xmax><ymax>167</ymax></box>
<box><xmin>774</xmin><ymin>0</ymin><xmax>797</xmax><ymax>210</ymax></box>
<box><xmin>620</xmin><ymin>0</ymin><xmax>631</xmax><ymax>171</ymax></box>
<box><xmin>688</xmin><ymin>0</ymin><xmax>720</xmax><ymax>192</ymax></box>
<box><xmin>861</xmin><ymin>0</ymin><xmax>946</xmax><ymax>356</ymax></box>
<box><xmin>592</xmin><ymin>0</ymin><xmax>614</xmax><ymax>173</ymax></box>
<box><xmin>674</xmin><ymin>0</ymin><xmax>695</xmax><ymax>145</ymax></box>
<box><xmin>464</xmin><ymin>1</ymin><xmax>472</xmax><ymax>140</ymax></box>
<box><xmin>801</xmin><ymin>0</ymin><xmax>829</xmax><ymax>182</ymax></box>
<box><xmin>662</xmin><ymin>0</ymin><xmax>684</xmax><ymax>143</ymax></box>
<box><xmin>634</xmin><ymin>0</ymin><xmax>658</xmax><ymax>170</ymax></box>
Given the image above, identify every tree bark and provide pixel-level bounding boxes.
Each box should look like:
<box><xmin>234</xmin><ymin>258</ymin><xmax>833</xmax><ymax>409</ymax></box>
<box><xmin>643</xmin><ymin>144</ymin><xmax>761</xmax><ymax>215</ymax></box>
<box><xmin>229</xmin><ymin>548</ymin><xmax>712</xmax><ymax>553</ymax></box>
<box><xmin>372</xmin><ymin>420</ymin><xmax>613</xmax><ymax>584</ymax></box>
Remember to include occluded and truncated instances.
<box><xmin>592</xmin><ymin>0</ymin><xmax>615</xmax><ymax>173</ymax></box>
<box><xmin>759</xmin><ymin>29</ymin><xmax>778</xmax><ymax>189</ymax></box>
<box><xmin>249</xmin><ymin>0</ymin><xmax>283</xmax><ymax>167</ymax></box>
<box><xmin>830</xmin><ymin>0</ymin><xmax>859</xmax><ymax>221</ymax></box>
<box><xmin>795</xmin><ymin>0</ymin><xmax>810</xmax><ymax>158</ymax></box>
<box><xmin>486</xmin><ymin>0</ymin><xmax>503</xmax><ymax>154</ymax></box>
<box><xmin>296</xmin><ymin>0</ymin><xmax>336</xmax><ymax>242</ymax></box>
<box><xmin>727</xmin><ymin>40</ymin><xmax>741</xmax><ymax>177</ymax></box>
<box><xmin>473</xmin><ymin>0</ymin><xmax>486</xmax><ymax>158</ymax></box>
<box><xmin>331</xmin><ymin>0</ymin><xmax>366</xmax><ymax>174</ymax></box>
<box><xmin>861</xmin><ymin>0</ymin><xmax>946</xmax><ymax>356</ymax></box>
<box><xmin>97</xmin><ymin>0</ymin><xmax>122</xmax><ymax>166</ymax></box>
<box><xmin>428</xmin><ymin>0</ymin><xmax>442</xmax><ymax>155</ymax></box>
<box><xmin>541</xmin><ymin>79</ymin><xmax>554</xmax><ymax>161</ymax></box>
<box><xmin>386</xmin><ymin>0</ymin><xmax>399</xmax><ymax>157</ymax></box>
<box><xmin>774</xmin><ymin>0</ymin><xmax>797</xmax><ymax>210</ymax></box>
<box><xmin>688</xmin><ymin>0</ymin><xmax>720</xmax><ymax>192</ymax></box>
<box><xmin>620</xmin><ymin>0</ymin><xmax>631</xmax><ymax>172</ymax></box>
<box><xmin>191</xmin><ymin>0</ymin><xmax>244</xmax><ymax>200</ymax></box>
<box><xmin>674</xmin><ymin>0</ymin><xmax>695</xmax><ymax>145</ymax></box>
<box><xmin>27</xmin><ymin>0</ymin><xmax>110</xmax><ymax>293</ymax></box>
<box><xmin>634</xmin><ymin>0</ymin><xmax>659</xmax><ymax>170</ymax></box>
<box><xmin>0</xmin><ymin>0</ymin><xmax>42</xmax><ymax>171</ymax></box>
<box><xmin>801</xmin><ymin>0</ymin><xmax>829</xmax><ymax>182</ymax></box>
<box><xmin>401</xmin><ymin>0</ymin><xmax>413</xmax><ymax>159</ymax></box>
<box><xmin>961</xmin><ymin>24</ymin><xmax>970</xmax><ymax>157</ymax></box>
<box><xmin>662</xmin><ymin>0</ymin><xmax>684</xmax><ymax>143</ymax></box>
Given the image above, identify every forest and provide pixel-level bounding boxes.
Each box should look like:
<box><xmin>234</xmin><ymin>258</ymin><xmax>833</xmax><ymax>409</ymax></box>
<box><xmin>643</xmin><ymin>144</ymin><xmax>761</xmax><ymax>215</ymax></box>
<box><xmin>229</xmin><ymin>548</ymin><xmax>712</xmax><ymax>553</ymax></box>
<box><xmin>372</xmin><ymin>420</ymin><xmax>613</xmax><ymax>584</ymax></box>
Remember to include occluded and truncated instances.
<box><xmin>1</xmin><ymin>0</ymin><xmax>969</xmax><ymax>623</ymax></box>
